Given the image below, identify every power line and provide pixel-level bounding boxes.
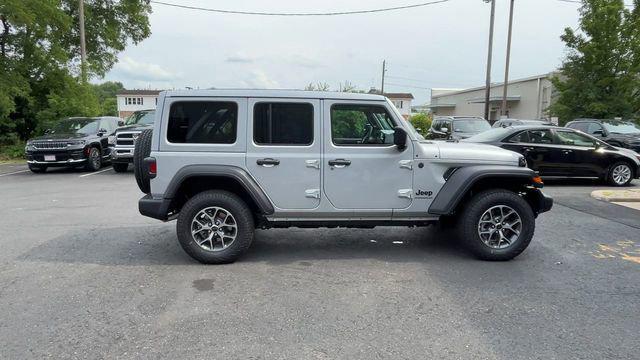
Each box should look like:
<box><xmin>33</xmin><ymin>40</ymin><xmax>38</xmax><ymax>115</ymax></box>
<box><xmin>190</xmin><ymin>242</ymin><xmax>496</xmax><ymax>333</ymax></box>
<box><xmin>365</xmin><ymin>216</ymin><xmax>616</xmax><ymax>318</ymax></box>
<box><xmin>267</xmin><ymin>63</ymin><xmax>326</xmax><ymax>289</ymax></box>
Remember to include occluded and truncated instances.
<box><xmin>149</xmin><ymin>0</ymin><xmax>451</xmax><ymax>16</ymax></box>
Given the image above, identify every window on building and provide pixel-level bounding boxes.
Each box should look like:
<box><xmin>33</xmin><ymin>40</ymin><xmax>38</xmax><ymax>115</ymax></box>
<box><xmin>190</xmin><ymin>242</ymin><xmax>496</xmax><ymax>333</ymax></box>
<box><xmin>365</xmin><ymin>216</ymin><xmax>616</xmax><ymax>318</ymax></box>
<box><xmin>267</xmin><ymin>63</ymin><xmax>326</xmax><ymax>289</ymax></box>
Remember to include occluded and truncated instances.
<box><xmin>125</xmin><ymin>97</ymin><xmax>143</xmax><ymax>105</ymax></box>
<box><xmin>253</xmin><ymin>103</ymin><xmax>313</xmax><ymax>145</ymax></box>
<box><xmin>167</xmin><ymin>101</ymin><xmax>237</xmax><ymax>144</ymax></box>
<box><xmin>331</xmin><ymin>104</ymin><xmax>396</xmax><ymax>146</ymax></box>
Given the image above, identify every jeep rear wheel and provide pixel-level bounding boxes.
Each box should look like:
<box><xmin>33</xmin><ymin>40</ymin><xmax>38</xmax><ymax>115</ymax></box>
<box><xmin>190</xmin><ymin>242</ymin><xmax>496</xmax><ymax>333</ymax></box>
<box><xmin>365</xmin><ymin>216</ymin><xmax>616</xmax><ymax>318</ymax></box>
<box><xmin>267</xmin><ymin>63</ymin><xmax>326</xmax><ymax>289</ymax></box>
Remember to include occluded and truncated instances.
<box><xmin>133</xmin><ymin>129</ymin><xmax>153</xmax><ymax>193</ymax></box>
<box><xmin>458</xmin><ymin>189</ymin><xmax>535</xmax><ymax>261</ymax></box>
<box><xmin>176</xmin><ymin>190</ymin><xmax>254</xmax><ymax>264</ymax></box>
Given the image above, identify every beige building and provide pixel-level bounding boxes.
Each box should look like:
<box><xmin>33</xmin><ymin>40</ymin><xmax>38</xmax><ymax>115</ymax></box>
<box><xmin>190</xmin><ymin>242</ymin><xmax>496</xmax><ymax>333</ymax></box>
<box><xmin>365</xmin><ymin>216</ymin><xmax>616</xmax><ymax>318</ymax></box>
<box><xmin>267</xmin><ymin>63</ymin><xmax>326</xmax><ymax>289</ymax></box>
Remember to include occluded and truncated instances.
<box><xmin>428</xmin><ymin>73</ymin><xmax>555</xmax><ymax>121</ymax></box>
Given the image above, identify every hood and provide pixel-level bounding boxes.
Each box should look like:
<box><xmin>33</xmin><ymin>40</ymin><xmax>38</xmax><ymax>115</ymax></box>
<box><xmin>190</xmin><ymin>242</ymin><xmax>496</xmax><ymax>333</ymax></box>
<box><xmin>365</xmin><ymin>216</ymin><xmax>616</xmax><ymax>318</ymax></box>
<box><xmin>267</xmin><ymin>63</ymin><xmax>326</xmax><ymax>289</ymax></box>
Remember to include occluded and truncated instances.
<box><xmin>116</xmin><ymin>124</ymin><xmax>152</xmax><ymax>132</ymax></box>
<box><xmin>609</xmin><ymin>133</ymin><xmax>640</xmax><ymax>143</ymax></box>
<box><xmin>30</xmin><ymin>132</ymin><xmax>88</xmax><ymax>141</ymax></box>
<box><xmin>417</xmin><ymin>140</ymin><xmax>521</xmax><ymax>165</ymax></box>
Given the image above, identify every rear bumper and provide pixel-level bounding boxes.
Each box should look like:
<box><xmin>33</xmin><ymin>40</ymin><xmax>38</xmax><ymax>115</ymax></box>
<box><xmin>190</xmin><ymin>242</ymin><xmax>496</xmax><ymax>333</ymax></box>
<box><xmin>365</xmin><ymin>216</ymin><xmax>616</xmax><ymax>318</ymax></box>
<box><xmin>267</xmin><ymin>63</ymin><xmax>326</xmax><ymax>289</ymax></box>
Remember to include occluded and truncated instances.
<box><xmin>139</xmin><ymin>194</ymin><xmax>171</xmax><ymax>221</ymax></box>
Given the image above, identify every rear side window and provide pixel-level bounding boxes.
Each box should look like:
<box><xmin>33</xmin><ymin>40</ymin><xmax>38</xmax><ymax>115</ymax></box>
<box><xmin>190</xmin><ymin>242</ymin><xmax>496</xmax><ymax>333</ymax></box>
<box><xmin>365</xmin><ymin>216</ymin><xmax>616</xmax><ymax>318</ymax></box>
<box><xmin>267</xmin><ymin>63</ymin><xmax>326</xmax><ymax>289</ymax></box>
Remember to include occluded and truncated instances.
<box><xmin>527</xmin><ymin>129</ymin><xmax>553</xmax><ymax>144</ymax></box>
<box><xmin>253</xmin><ymin>103</ymin><xmax>313</xmax><ymax>145</ymax></box>
<box><xmin>167</xmin><ymin>101</ymin><xmax>237</xmax><ymax>144</ymax></box>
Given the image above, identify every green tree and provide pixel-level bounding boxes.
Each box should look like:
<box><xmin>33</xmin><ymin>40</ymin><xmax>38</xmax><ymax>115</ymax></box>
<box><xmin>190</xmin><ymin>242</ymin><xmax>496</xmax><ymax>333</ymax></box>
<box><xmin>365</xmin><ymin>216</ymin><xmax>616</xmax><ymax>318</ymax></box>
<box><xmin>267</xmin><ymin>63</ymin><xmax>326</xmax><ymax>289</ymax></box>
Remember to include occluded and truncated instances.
<box><xmin>409</xmin><ymin>113</ymin><xmax>432</xmax><ymax>136</ymax></box>
<box><xmin>550</xmin><ymin>0</ymin><xmax>640</xmax><ymax>124</ymax></box>
<box><xmin>0</xmin><ymin>0</ymin><xmax>151</xmax><ymax>144</ymax></box>
<box><xmin>92</xmin><ymin>81</ymin><xmax>124</xmax><ymax>115</ymax></box>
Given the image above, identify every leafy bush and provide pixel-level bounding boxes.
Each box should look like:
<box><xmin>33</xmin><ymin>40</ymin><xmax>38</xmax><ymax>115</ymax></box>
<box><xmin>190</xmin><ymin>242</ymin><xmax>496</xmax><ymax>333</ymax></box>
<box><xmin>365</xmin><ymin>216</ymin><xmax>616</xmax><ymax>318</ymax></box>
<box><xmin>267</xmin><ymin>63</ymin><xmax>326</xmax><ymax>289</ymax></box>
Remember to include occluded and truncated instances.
<box><xmin>409</xmin><ymin>113</ymin><xmax>432</xmax><ymax>136</ymax></box>
<box><xmin>0</xmin><ymin>142</ymin><xmax>25</xmax><ymax>161</ymax></box>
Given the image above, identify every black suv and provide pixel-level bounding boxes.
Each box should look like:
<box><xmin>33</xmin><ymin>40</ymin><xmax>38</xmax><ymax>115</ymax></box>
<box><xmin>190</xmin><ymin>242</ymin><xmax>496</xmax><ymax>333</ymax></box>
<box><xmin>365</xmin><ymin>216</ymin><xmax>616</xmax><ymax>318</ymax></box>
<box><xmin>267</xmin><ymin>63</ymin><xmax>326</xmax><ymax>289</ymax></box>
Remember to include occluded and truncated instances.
<box><xmin>426</xmin><ymin>116</ymin><xmax>491</xmax><ymax>140</ymax></box>
<box><xmin>566</xmin><ymin>119</ymin><xmax>640</xmax><ymax>152</ymax></box>
<box><xmin>25</xmin><ymin>116</ymin><xmax>121</xmax><ymax>173</ymax></box>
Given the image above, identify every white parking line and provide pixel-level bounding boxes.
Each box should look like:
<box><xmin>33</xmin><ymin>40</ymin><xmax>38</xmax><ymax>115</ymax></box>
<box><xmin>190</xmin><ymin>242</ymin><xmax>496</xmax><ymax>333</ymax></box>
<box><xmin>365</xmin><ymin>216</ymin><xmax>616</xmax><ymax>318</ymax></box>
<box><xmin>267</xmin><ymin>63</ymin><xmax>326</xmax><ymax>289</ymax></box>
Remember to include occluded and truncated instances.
<box><xmin>79</xmin><ymin>167</ymin><xmax>112</xmax><ymax>177</ymax></box>
<box><xmin>0</xmin><ymin>169</ymin><xmax>30</xmax><ymax>177</ymax></box>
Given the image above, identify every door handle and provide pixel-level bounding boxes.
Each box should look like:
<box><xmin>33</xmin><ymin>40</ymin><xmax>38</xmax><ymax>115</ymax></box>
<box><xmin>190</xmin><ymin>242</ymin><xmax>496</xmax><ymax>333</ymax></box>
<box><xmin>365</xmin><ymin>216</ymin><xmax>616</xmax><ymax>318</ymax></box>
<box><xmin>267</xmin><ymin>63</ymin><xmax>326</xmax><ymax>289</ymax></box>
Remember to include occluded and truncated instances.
<box><xmin>328</xmin><ymin>159</ymin><xmax>351</xmax><ymax>167</ymax></box>
<box><xmin>522</xmin><ymin>147</ymin><xmax>534</xmax><ymax>152</ymax></box>
<box><xmin>562</xmin><ymin>149</ymin><xmax>573</xmax><ymax>154</ymax></box>
<box><xmin>256</xmin><ymin>158</ymin><xmax>280</xmax><ymax>167</ymax></box>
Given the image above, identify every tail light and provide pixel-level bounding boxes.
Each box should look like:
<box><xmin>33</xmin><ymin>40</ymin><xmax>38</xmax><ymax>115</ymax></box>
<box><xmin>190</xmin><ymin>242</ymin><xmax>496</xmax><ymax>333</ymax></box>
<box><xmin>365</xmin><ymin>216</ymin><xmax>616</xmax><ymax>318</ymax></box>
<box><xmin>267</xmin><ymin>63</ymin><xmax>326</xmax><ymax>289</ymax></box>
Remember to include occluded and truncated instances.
<box><xmin>144</xmin><ymin>157</ymin><xmax>157</xmax><ymax>179</ymax></box>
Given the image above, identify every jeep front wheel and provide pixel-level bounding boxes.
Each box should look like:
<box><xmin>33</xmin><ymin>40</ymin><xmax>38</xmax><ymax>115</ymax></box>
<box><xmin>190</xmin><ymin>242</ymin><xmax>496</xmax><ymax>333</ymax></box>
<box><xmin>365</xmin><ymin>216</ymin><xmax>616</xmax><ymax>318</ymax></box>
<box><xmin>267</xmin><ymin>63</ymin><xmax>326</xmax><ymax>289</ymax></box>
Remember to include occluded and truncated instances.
<box><xmin>176</xmin><ymin>190</ymin><xmax>255</xmax><ymax>264</ymax></box>
<box><xmin>458</xmin><ymin>189</ymin><xmax>535</xmax><ymax>261</ymax></box>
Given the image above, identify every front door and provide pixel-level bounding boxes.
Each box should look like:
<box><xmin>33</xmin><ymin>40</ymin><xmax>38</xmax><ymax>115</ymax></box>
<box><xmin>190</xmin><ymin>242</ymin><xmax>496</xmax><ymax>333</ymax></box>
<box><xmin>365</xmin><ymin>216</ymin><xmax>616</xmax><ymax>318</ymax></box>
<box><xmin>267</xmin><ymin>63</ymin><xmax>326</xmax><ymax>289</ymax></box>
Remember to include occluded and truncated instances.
<box><xmin>322</xmin><ymin>100</ymin><xmax>414</xmax><ymax>210</ymax></box>
<box><xmin>246</xmin><ymin>98</ymin><xmax>321</xmax><ymax>210</ymax></box>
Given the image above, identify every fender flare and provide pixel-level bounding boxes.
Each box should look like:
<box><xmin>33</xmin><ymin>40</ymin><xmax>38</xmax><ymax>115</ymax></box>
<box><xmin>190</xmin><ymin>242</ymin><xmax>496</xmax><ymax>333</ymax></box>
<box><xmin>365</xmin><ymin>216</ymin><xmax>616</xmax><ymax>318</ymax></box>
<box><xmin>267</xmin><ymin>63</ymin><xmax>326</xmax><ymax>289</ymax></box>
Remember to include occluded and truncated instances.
<box><xmin>165</xmin><ymin>164</ymin><xmax>274</xmax><ymax>215</ymax></box>
<box><xmin>428</xmin><ymin>165</ymin><xmax>537</xmax><ymax>215</ymax></box>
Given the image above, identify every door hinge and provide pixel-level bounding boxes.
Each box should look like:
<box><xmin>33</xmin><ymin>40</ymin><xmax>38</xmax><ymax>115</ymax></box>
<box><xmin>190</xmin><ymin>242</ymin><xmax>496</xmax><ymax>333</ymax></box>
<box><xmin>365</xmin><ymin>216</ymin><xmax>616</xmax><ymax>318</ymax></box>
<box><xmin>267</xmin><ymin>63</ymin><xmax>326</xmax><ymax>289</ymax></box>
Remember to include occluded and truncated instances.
<box><xmin>397</xmin><ymin>189</ymin><xmax>413</xmax><ymax>199</ymax></box>
<box><xmin>399</xmin><ymin>160</ymin><xmax>413</xmax><ymax>170</ymax></box>
<box><xmin>305</xmin><ymin>159</ymin><xmax>320</xmax><ymax>169</ymax></box>
<box><xmin>305</xmin><ymin>189</ymin><xmax>320</xmax><ymax>199</ymax></box>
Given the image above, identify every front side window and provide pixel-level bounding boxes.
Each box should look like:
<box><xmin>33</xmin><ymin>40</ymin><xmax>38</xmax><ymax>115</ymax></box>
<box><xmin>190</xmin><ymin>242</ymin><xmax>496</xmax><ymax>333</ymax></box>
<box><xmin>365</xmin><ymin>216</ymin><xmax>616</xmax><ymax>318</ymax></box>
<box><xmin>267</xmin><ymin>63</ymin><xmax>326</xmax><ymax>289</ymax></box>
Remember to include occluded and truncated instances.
<box><xmin>555</xmin><ymin>130</ymin><xmax>596</xmax><ymax>147</ymax></box>
<box><xmin>254</xmin><ymin>103</ymin><xmax>313</xmax><ymax>145</ymax></box>
<box><xmin>526</xmin><ymin>129</ymin><xmax>553</xmax><ymax>144</ymax></box>
<box><xmin>167</xmin><ymin>101</ymin><xmax>237</xmax><ymax>144</ymax></box>
<box><xmin>586</xmin><ymin>123</ymin><xmax>604</xmax><ymax>135</ymax></box>
<box><xmin>331</xmin><ymin>104</ymin><xmax>396</xmax><ymax>146</ymax></box>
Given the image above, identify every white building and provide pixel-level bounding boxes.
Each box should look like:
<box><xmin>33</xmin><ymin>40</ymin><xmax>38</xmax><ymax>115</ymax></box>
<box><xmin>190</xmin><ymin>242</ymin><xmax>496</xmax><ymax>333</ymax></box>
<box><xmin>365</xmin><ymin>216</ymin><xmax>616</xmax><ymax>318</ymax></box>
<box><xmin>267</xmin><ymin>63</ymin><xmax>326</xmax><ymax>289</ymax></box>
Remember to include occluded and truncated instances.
<box><xmin>427</xmin><ymin>73</ymin><xmax>555</xmax><ymax>121</ymax></box>
<box><xmin>384</xmin><ymin>93</ymin><xmax>414</xmax><ymax>119</ymax></box>
<box><xmin>116</xmin><ymin>89</ymin><xmax>162</xmax><ymax>118</ymax></box>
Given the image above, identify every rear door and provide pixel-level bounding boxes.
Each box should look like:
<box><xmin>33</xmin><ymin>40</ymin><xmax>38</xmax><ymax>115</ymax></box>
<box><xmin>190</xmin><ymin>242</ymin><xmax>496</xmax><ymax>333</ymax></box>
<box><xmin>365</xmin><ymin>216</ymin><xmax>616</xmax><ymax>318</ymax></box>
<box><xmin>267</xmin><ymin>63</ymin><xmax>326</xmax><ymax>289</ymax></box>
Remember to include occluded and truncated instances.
<box><xmin>504</xmin><ymin>129</ymin><xmax>558</xmax><ymax>175</ymax></box>
<box><xmin>245</xmin><ymin>98</ymin><xmax>321</xmax><ymax>210</ymax></box>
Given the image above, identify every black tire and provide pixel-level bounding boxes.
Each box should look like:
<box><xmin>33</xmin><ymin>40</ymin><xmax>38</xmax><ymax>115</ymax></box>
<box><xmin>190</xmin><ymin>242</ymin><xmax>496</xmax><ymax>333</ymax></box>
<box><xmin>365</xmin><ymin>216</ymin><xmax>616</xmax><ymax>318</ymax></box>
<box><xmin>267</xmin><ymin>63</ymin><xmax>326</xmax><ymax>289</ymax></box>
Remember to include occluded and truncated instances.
<box><xmin>84</xmin><ymin>146</ymin><xmax>101</xmax><ymax>171</ymax></box>
<box><xmin>458</xmin><ymin>189</ymin><xmax>535</xmax><ymax>261</ymax></box>
<box><xmin>177</xmin><ymin>190</ymin><xmax>255</xmax><ymax>264</ymax></box>
<box><xmin>112</xmin><ymin>162</ymin><xmax>129</xmax><ymax>173</ymax></box>
<box><xmin>607</xmin><ymin>162</ymin><xmax>633</xmax><ymax>186</ymax></box>
<box><xmin>28</xmin><ymin>164</ymin><xmax>47</xmax><ymax>173</ymax></box>
<box><xmin>133</xmin><ymin>129</ymin><xmax>153</xmax><ymax>193</ymax></box>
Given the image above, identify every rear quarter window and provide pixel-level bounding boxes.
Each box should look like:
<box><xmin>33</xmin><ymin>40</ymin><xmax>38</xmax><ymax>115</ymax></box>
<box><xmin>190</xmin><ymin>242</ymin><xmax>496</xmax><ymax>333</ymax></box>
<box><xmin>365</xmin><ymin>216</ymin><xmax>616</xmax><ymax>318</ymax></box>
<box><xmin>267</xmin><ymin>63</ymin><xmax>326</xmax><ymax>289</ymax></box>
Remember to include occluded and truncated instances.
<box><xmin>167</xmin><ymin>101</ymin><xmax>238</xmax><ymax>144</ymax></box>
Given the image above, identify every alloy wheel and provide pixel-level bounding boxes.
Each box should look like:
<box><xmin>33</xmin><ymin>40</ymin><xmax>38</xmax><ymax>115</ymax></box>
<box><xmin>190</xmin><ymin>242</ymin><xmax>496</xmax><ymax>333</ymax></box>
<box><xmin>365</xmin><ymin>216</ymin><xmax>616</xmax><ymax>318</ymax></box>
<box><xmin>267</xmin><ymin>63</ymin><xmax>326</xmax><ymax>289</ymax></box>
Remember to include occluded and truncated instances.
<box><xmin>612</xmin><ymin>164</ymin><xmax>631</xmax><ymax>185</ymax></box>
<box><xmin>191</xmin><ymin>206</ymin><xmax>238</xmax><ymax>252</ymax></box>
<box><xmin>477</xmin><ymin>205</ymin><xmax>522</xmax><ymax>249</ymax></box>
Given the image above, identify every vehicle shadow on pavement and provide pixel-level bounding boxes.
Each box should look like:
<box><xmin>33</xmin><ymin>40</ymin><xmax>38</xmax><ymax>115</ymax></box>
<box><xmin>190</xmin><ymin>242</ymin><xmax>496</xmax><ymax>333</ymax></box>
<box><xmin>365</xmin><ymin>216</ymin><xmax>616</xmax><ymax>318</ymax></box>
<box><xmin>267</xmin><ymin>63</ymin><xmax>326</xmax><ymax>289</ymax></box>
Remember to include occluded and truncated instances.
<box><xmin>18</xmin><ymin>225</ymin><xmax>469</xmax><ymax>266</ymax></box>
<box><xmin>243</xmin><ymin>226</ymin><xmax>469</xmax><ymax>264</ymax></box>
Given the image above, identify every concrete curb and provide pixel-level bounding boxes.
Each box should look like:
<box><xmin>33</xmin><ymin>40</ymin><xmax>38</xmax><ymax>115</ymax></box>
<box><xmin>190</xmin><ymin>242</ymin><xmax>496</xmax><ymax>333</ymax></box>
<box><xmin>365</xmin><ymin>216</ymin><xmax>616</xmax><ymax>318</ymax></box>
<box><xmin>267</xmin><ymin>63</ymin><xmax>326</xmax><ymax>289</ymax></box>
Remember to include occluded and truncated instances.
<box><xmin>591</xmin><ymin>189</ymin><xmax>640</xmax><ymax>203</ymax></box>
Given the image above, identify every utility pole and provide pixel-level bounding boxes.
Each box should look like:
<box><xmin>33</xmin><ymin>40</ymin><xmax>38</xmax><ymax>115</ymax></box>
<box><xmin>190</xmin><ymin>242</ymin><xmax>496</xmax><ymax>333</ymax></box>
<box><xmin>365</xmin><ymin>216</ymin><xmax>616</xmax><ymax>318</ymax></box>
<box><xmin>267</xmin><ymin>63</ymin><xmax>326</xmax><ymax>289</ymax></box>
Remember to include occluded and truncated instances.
<box><xmin>483</xmin><ymin>0</ymin><xmax>496</xmax><ymax>121</ymax></box>
<box><xmin>501</xmin><ymin>0</ymin><xmax>515</xmax><ymax>117</ymax></box>
<box><xmin>381</xmin><ymin>60</ymin><xmax>386</xmax><ymax>94</ymax></box>
<box><xmin>79</xmin><ymin>0</ymin><xmax>87</xmax><ymax>83</ymax></box>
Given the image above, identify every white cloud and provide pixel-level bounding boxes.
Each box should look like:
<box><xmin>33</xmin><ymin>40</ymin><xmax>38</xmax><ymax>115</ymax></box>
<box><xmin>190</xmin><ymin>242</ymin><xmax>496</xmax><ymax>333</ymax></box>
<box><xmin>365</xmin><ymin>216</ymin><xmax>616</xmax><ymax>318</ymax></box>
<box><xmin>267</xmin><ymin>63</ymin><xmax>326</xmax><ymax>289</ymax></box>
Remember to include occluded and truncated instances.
<box><xmin>226</xmin><ymin>53</ymin><xmax>257</xmax><ymax>63</ymax></box>
<box><xmin>113</xmin><ymin>56</ymin><xmax>180</xmax><ymax>82</ymax></box>
<box><xmin>240</xmin><ymin>69</ymin><xmax>280</xmax><ymax>88</ymax></box>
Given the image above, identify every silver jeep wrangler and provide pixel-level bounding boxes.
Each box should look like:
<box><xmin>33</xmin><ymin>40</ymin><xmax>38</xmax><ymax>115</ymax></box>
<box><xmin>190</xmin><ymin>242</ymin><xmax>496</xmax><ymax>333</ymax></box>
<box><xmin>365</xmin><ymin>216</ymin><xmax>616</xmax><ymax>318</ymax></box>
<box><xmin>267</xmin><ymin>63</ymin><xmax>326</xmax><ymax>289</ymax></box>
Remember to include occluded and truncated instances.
<box><xmin>135</xmin><ymin>90</ymin><xmax>552</xmax><ymax>264</ymax></box>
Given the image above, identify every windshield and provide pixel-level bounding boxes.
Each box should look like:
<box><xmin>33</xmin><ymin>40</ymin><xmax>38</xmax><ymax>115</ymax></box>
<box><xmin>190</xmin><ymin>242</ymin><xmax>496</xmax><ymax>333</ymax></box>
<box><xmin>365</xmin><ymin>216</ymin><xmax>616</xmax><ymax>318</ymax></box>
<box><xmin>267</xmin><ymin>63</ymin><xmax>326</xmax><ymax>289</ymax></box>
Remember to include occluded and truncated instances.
<box><xmin>125</xmin><ymin>110</ymin><xmax>155</xmax><ymax>126</ymax></box>
<box><xmin>51</xmin><ymin>118</ymin><xmax>99</xmax><ymax>134</ymax></box>
<box><xmin>463</xmin><ymin>127</ymin><xmax>512</xmax><ymax>142</ymax></box>
<box><xmin>453</xmin><ymin>119</ymin><xmax>491</xmax><ymax>133</ymax></box>
<box><xmin>602</xmin><ymin>121</ymin><xmax>640</xmax><ymax>134</ymax></box>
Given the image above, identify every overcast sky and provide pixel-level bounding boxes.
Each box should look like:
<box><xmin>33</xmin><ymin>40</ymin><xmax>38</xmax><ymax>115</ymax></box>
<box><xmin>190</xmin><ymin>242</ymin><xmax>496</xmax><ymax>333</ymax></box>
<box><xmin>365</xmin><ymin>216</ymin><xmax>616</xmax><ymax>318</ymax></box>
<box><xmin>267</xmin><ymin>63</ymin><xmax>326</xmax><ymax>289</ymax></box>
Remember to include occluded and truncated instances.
<box><xmin>103</xmin><ymin>0</ymin><xmax>582</xmax><ymax>104</ymax></box>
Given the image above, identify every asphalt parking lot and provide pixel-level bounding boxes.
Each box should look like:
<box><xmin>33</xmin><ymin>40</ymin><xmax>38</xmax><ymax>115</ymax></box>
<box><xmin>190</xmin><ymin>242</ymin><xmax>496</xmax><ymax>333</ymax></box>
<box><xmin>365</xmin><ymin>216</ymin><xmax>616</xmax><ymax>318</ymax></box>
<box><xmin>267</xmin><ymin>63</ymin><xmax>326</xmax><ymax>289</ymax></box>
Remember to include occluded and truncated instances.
<box><xmin>1</xmin><ymin>163</ymin><xmax>639</xmax><ymax>359</ymax></box>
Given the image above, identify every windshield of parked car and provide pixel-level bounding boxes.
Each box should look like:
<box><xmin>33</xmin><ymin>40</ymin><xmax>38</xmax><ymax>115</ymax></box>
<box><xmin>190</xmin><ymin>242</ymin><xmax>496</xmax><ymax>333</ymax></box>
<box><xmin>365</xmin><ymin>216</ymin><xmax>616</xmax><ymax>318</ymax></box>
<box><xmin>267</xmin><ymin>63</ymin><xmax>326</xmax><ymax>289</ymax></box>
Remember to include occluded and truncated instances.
<box><xmin>602</xmin><ymin>121</ymin><xmax>640</xmax><ymax>134</ymax></box>
<box><xmin>453</xmin><ymin>118</ymin><xmax>491</xmax><ymax>133</ymax></box>
<box><xmin>51</xmin><ymin>118</ymin><xmax>99</xmax><ymax>134</ymax></box>
<box><xmin>463</xmin><ymin>127</ymin><xmax>512</xmax><ymax>142</ymax></box>
<box><xmin>125</xmin><ymin>110</ymin><xmax>155</xmax><ymax>126</ymax></box>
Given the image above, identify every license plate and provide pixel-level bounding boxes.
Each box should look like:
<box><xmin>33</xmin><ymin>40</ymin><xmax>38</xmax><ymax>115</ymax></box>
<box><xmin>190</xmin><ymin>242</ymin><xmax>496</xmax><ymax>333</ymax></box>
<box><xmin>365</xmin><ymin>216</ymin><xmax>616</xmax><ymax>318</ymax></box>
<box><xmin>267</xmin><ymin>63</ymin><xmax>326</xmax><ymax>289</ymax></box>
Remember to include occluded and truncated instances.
<box><xmin>44</xmin><ymin>155</ymin><xmax>56</xmax><ymax>161</ymax></box>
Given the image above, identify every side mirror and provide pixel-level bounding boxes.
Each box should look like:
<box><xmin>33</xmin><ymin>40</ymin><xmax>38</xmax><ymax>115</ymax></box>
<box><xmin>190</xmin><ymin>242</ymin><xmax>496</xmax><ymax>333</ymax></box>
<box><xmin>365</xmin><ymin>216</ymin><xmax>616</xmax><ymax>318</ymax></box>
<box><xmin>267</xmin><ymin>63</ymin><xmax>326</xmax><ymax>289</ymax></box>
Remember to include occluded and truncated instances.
<box><xmin>393</xmin><ymin>126</ymin><xmax>407</xmax><ymax>151</ymax></box>
<box><xmin>98</xmin><ymin>128</ymin><xmax>108</xmax><ymax>136</ymax></box>
<box><xmin>592</xmin><ymin>130</ymin><xmax>604</xmax><ymax>136</ymax></box>
<box><xmin>44</xmin><ymin>129</ymin><xmax>52</xmax><ymax>134</ymax></box>
<box><xmin>440</xmin><ymin>127</ymin><xmax>450</xmax><ymax>133</ymax></box>
<box><xmin>118</xmin><ymin>120</ymin><xmax>125</xmax><ymax>127</ymax></box>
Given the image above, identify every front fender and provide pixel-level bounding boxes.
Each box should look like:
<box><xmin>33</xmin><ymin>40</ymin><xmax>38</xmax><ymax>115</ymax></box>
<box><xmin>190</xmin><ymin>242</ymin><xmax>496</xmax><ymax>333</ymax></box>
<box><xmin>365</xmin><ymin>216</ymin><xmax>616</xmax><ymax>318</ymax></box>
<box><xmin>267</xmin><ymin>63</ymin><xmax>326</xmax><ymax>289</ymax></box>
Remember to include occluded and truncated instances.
<box><xmin>428</xmin><ymin>165</ymin><xmax>537</xmax><ymax>215</ymax></box>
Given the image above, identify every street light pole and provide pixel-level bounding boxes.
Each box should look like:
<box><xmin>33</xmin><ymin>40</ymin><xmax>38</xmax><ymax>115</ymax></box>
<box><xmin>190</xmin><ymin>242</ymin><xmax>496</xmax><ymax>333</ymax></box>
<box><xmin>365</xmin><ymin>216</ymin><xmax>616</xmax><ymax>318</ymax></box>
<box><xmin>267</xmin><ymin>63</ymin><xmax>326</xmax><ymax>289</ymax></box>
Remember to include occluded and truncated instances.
<box><xmin>79</xmin><ymin>0</ymin><xmax>87</xmax><ymax>82</ymax></box>
<box><xmin>483</xmin><ymin>0</ymin><xmax>496</xmax><ymax>121</ymax></box>
<box><xmin>501</xmin><ymin>0</ymin><xmax>515</xmax><ymax>117</ymax></box>
<box><xmin>381</xmin><ymin>60</ymin><xmax>386</xmax><ymax>94</ymax></box>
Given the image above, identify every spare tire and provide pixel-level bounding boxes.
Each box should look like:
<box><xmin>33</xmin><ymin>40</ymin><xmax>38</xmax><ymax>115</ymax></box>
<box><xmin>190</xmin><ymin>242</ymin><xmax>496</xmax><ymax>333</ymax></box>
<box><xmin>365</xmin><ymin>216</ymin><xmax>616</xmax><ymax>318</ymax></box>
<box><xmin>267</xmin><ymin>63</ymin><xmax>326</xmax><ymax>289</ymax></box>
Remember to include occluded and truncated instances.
<box><xmin>134</xmin><ymin>129</ymin><xmax>153</xmax><ymax>194</ymax></box>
